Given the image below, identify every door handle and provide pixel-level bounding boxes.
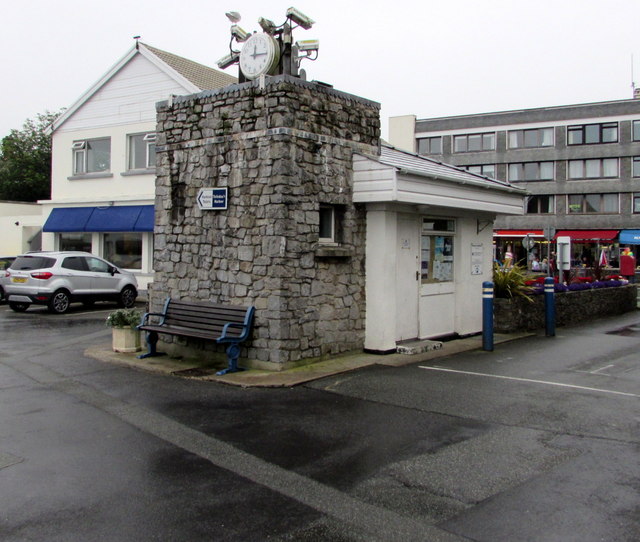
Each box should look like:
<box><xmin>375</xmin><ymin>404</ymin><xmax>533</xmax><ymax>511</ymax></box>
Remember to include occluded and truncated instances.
<box><xmin>416</xmin><ymin>270</ymin><xmax>420</xmax><ymax>280</ymax></box>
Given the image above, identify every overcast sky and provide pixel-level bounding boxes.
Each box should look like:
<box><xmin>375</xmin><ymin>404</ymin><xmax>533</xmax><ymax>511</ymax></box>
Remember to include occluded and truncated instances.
<box><xmin>2</xmin><ymin>0</ymin><xmax>640</xmax><ymax>141</ymax></box>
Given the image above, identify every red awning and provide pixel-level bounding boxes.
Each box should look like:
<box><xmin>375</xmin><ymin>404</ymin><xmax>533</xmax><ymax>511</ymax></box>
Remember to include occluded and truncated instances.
<box><xmin>494</xmin><ymin>229</ymin><xmax>544</xmax><ymax>238</ymax></box>
<box><xmin>554</xmin><ymin>230</ymin><xmax>619</xmax><ymax>241</ymax></box>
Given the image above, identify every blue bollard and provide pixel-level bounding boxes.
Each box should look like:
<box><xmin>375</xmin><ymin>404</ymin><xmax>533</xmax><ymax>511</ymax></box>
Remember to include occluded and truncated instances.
<box><xmin>544</xmin><ymin>277</ymin><xmax>555</xmax><ymax>337</ymax></box>
<box><xmin>482</xmin><ymin>281</ymin><xmax>494</xmax><ymax>351</ymax></box>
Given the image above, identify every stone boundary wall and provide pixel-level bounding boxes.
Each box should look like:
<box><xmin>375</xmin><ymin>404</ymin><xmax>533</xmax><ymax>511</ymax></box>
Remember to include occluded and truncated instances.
<box><xmin>494</xmin><ymin>284</ymin><xmax>638</xmax><ymax>333</ymax></box>
<box><xmin>151</xmin><ymin>76</ymin><xmax>380</xmax><ymax>368</ymax></box>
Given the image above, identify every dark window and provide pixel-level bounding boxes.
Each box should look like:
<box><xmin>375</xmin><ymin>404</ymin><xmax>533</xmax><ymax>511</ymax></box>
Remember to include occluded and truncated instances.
<box><xmin>464</xmin><ymin>164</ymin><xmax>496</xmax><ymax>178</ymax></box>
<box><xmin>417</xmin><ymin>136</ymin><xmax>442</xmax><ymax>155</ymax></box>
<box><xmin>453</xmin><ymin>132</ymin><xmax>495</xmax><ymax>153</ymax></box>
<box><xmin>567</xmin><ymin>122</ymin><xmax>618</xmax><ymax>145</ymax></box>
<box><xmin>526</xmin><ymin>195</ymin><xmax>554</xmax><ymax>214</ymax></box>
<box><xmin>10</xmin><ymin>256</ymin><xmax>56</xmax><ymax>270</ymax></box>
<box><xmin>61</xmin><ymin>257</ymin><xmax>88</xmax><ymax>271</ymax></box>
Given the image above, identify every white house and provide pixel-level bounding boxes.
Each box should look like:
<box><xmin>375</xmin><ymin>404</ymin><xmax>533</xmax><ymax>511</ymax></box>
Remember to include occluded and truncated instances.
<box><xmin>40</xmin><ymin>41</ymin><xmax>236</xmax><ymax>290</ymax></box>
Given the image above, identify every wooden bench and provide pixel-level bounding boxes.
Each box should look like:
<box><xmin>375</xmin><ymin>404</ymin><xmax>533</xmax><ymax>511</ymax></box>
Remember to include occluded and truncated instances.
<box><xmin>137</xmin><ymin>298</ymin><xmax>255</xmax><ymax>375</ymax></box>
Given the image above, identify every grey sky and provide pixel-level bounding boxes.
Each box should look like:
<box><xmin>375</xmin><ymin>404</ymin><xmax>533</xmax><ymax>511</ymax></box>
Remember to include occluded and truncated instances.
<box><xmin>2</xmin><ymin>0</ymin><xmax>640</xmax><ymax>140</ymax></box>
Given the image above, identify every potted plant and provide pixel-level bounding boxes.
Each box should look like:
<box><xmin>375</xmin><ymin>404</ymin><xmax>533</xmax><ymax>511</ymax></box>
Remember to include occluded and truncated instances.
<box><xmin>106</xmin><ymin>308</ymin><xmax>143</xmax><ymax>353</ymax></box>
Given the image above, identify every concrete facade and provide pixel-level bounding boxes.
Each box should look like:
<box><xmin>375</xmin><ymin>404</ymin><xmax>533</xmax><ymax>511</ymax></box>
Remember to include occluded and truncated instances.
<box><xmin>151</xmin><ymin>76</ymin><xmax>380</xmax><ymax>367</ymax></box>
<box><xmin>389</xmin><ymin>98</ymin><xmax>640</xmax><ymax>232</ymax></box>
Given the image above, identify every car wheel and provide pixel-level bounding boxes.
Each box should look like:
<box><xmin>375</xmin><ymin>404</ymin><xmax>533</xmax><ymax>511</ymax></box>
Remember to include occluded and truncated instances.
<box><xmin>119</xmin><ymin>286</ymin><xmax>137</xmax><ymax>308</ymax></box>
<box><xmin>9</xmin><ymin>302</ymin><xmax>29</xmax><ymax>312</ymax></box>
<box><xmin>49</xmin><ymin>290</ymin><xmax>71</xmax><ymax>314</ymax></box>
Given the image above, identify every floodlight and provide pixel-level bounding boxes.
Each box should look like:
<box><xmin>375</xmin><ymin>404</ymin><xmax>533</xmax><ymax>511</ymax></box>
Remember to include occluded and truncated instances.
<box><xmin>225</xmin><ymin>11</ymin><xmax>241</xmax><ymax>23</ymax></box>
<box><xmin>230</xmin><ymin>24</ymin><xmax>250</xmax><ymax>42</ymax></box>
<box><xmin>286</xmin><ymin>7</ymin><xmax>314</xmax><ymax>29</ymax></box>
<box><xmin>217</xmin><ymin>51</ymin><xmax>240</xmax><ymax>69</ymax></box>
<box><xmin>296</xmin><ymin>39</ymin><xmax>319</xmax><ymax>52</ymax></box>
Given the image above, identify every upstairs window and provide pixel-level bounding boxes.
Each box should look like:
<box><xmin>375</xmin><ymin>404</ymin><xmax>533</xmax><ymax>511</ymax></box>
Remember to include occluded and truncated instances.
<box><xmin>633</xmin><ymin>120</ymin><xmax>640</xmax><ymax>141</ymax></box>
<box><xmin>634</xmin><ymin>157</ymin><xmax>640</xmax><ymax>177</ymax></box>
<box><xmin>128</xmin><ymin>133</ymin><xmax>156</xmax><ymax>170</ymax></box>
<box><xmin>508</xmin><ymin>161</ymin><xmax>554</xmax><ymax>182</ymax></box>
<box><xmin>567</xmin><ymin>122</ymin><xmax>618</xmax><ymax>145</ymax></box>
<box><xmin>508</xmin><ymin>127</ymin><xmax>553</xmax><ymax>148</ymax></box>
<box><xmin>417</xmin><ymin>136</ymin><xmax>442</xmax><ymax>155</ymax></box>
<box><xmin>526</xmin><ymin>195</ymin><xmax>554</xmax><ymax>214</ymax></box>
<box><xmin>453</xmin><ymin>132</ymin><xmax>495</xmax><ymax>153</ymax></box>
<box><xmin>568</xmin><ymin>158</ymin><xmax>618</xmax><ymax>179</ymax></box>
<box><xmin>464</xmin><ymin>164</ymin><xmax>496</xmax><ymax>179</ymax></box>
<box><xmin>72</xmin><ymin>138</ymin><xmax>111</xmax><ymax>174</ymax></box>
<box><xmin>567</xmin><ymin>193</ymin><xmax>618</xmax><ymax>214</ymax></box>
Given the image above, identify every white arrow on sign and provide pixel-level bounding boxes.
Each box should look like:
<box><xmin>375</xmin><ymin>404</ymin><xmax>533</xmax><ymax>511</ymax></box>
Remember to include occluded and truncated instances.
<box><xmin>197</xmin><ymin>188</ymin><xmax>227</xmax><ymax>210</ymax></box>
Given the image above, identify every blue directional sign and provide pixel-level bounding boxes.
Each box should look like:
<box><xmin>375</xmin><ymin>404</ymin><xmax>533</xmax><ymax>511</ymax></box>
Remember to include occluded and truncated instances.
<box><xmin>197</xmin><ymin>188</ymin><xmax>228</xmax><ymax>210</ymax></box>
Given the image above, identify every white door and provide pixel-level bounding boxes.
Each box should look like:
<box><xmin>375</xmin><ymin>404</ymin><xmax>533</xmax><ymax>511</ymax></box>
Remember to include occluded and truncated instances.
<box><xmin>396</xmin><ymin>216</ymin><xmax>420</xmax><ymax>341</ymax></box>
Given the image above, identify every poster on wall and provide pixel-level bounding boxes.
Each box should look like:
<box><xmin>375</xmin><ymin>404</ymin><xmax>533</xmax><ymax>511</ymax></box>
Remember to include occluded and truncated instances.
<box><xmin>471</xmin><ymin>243</ymin><xmax>483</xmax><ymax>275</ymax></box>
<box><xmin>434</xmin><ymin>236</ymin><xmax>454</xmax><ymax>281</ymax></box>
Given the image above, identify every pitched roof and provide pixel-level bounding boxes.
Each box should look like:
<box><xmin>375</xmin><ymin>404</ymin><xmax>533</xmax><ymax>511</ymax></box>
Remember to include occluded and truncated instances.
<box><xmin>140</xmin><ymin>43</ymin><xmax>237</xmax><ymax>90</ymax></box>
<box><xmin>49</xmin><ymin>42</ymin><xmax>237</xmax><ymax>133</ymax></box>
<box><xmin>376</xmin><ymin>143</ymin><xmax>522</xmax><ymax>193</ymax></box>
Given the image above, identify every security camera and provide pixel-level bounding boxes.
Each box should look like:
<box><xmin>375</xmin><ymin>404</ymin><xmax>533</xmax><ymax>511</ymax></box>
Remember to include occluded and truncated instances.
<box><xmin>230</xmin><ymin>24</ymin><xmax>250</xmax><ymax>42</ymax></box>
<box><xmin>296</xmin><ymin>39</ymin><xmax>319</xmax><ymax>52</ymax></box>
<box><xmin>286</xmin><ymin>7</ymin><xmax>314</xmax><ymax>30</ymax></box>
<box><xmin>217</xmin><ymin>52</ymin><xmax>239</xmax><ymax>69</ymax></box>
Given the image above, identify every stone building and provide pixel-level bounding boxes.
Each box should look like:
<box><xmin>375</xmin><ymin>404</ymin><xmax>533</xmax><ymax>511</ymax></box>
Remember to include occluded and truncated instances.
<box><xmin>152</xmin><ymin>76</ymin><xmax>379</xmax><ymax>367</ymax></box>
<box><xmin>151</xmin><ymin>76</ymin><xmax>524</xmax><ymax>369</ymax></box>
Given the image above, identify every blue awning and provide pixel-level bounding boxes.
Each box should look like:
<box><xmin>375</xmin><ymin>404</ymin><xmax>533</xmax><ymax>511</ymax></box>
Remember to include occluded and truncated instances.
<box><xmin>43</xmin><ymin>205</ymin><xmax>154</xmax><ymax>233</ymax></box>
<box><xmin>619</xmin><ymin>229</ymin><xmax>640</xmax><ymax>244</ymax></box>
<box><xmin>42</xmin><ymin>207</ymin><xmax>94</xmax><ymax>232</ymax></box>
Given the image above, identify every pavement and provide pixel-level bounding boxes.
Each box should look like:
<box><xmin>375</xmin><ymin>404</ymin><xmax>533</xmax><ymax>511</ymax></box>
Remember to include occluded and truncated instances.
<box><xmin>85</xmin><ymin>331</ymin><xmax>532</xmax><ymax>388</ymax></box>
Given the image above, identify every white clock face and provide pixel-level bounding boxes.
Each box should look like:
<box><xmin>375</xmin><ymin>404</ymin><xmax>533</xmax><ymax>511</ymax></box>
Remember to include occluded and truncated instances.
<box><xmin>240</xmin><ymin>33</ymin><xmax>280</xmax><ymax>80</ymax></box>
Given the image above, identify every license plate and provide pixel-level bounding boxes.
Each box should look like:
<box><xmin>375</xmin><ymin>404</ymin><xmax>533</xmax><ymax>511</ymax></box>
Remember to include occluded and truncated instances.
<box><xmin>11</xmin><ymin>277</ymin><xmax>27</xmax><ymax>283</ymax></box>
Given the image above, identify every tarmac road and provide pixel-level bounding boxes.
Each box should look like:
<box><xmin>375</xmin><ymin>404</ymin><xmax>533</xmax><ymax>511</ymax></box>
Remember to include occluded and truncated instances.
<box><xmin>1</xmin><ymin>301</ymin><xmax>639</xmax><ymax>541</ymax></box>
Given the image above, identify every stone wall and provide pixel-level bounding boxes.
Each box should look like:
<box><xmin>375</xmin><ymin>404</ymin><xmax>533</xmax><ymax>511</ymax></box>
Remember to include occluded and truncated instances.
<box><xmin>151</xmin><ymin>76</ymin><xmax>380</xmax><ymax>368</ymax></box>
<box><xmin>494</xmin><ymin>285</ymin><xmax>638</xmax><ymax>332</ymax></box>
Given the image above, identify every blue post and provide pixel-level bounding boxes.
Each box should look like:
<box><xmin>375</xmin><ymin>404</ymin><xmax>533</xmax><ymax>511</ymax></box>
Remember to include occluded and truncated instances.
<box><xmin>544</xmin><ymin>277</ymin><xmax>556</xmax><ymax>337</ymax></box>
<box><xmin>482</xmin><ymin>281</ymin><xmax>494</xmax><ymax>351</ymax></box>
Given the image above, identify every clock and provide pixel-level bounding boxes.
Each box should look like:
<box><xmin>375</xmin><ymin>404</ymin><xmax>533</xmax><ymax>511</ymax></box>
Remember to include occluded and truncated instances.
<box><xmin>239</xmin><ymin>32</ymin><xmax>280</xmax><ymax>80</ymax></box>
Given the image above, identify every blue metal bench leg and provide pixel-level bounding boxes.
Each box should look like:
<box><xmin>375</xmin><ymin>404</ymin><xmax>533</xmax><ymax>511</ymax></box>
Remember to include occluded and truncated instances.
<box><xmin>216</xmin><ymin>343</ymin><xmax>245</xmax><ymax>375</ymax></box>
<box><xmin>137</xmin><ymin>331</ymin><xmax>166</xmax><ymax>359</ymax></box>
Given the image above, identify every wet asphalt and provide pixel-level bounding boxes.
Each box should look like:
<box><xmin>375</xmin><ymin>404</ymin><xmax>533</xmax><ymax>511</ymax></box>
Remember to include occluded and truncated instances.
<box><xmin>1</xmin><ymin>301</ymin><xmax>640</xmax><ymax>541</ymax></box>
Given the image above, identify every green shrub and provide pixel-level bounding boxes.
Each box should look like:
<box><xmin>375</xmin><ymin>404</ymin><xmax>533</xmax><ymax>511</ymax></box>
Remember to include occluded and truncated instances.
<box><xmin>492</xmin><ymin>263</ymin><xmax>533</xmax><ymax>301</ymax></box>
<box><xmin>106</xmin><ymin>308</ymin><xmax>142</xmax><ymax>329</ymax></box>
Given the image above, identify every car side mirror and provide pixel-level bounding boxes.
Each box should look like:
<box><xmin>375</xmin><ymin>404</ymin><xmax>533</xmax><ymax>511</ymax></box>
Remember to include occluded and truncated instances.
<box><xmin>110</xmin><ymin>266</ymin><xmax>118</xmax><ymax>276</ymax></box>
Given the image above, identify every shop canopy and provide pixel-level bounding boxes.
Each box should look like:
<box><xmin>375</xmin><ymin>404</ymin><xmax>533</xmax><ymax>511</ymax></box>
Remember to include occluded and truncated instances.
<box><xmin>619</xmin><ymin>230</ymin><xmax>640</xmax><ymax>244</ymax></box>
<box><xmin>553</xmin><ymin>230</ymin><xmax>619</xmax><ymax>242</ymax></box>
<box><xmin>43</xmin><ymin>205</ymin><xmax>154</xmax><ymax>233</ymax></box>
<box><xmin>494</xmin><ymin>229</ymin><xmax>544</xmax><ymax>238</ymax></box>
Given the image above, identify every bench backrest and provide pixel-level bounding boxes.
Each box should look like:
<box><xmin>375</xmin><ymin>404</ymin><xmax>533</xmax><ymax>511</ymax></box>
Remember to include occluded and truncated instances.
<box><xmin>164</xmin><ymin>299</ymin><xmax>254</xmax><ymax>339</ymax></box>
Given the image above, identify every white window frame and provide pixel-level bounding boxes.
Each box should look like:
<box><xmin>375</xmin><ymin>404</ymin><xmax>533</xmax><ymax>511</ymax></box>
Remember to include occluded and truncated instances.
<box><xmin>319</xmin><ymin>205</ymin><xmax>336</xmax><ymax>244</ymax></box>
<box><xmin>72</xmin><ymin>137</ymin><xmax>110</xmax><ymax>175</ymax></box>
<box><xmin>128</xmin><ymin>132</ymin><xmax>157</xmax><ymax>171</ymax></box>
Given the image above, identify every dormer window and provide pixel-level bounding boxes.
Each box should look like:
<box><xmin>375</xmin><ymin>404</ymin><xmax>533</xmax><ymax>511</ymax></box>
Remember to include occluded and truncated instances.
<box><xmin>72</xmin><ymin>138</ymin><xmax>110</xmax><ymax>175</ymax></box>
<box><xmin>128</xmin><ymin>133</ymin><xmax>156</xmax><ymax>170</ymax></box>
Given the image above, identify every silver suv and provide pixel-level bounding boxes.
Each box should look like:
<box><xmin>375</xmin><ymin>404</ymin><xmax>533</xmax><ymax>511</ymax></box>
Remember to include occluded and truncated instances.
<box><xmin>4</xmin><ymin>252</ymin><xmax>138</xmax><ymax>314</ymax></box>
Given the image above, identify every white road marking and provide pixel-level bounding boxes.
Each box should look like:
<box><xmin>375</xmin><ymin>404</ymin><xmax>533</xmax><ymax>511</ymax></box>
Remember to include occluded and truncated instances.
<box><xmin>589</xmin><ymin>364</ymin><xmax>615</xmax><ymax>375</ymax></box>
<box><xmin>418</xmin><ymin>366</ymin><xmax>640</xmax><ymax>398</ymax></box>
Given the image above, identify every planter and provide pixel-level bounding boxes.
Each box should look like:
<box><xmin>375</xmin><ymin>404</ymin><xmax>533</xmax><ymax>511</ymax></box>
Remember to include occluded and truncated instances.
<box><xmin>112</xmin><ymin>327</ymin><xmax>142</xmax><ymax>353</ymax></box>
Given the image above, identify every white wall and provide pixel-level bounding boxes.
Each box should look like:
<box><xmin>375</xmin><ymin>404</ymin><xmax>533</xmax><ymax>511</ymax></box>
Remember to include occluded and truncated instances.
<box><xmin>388</xmin><ymin>115</ymin><xmax>416</xmax><ymax>152</ymax></box>
<box><xmin>0</xmin><ymin>203</ymin><xmax>43</xmax><ymax>255</ymax></box>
